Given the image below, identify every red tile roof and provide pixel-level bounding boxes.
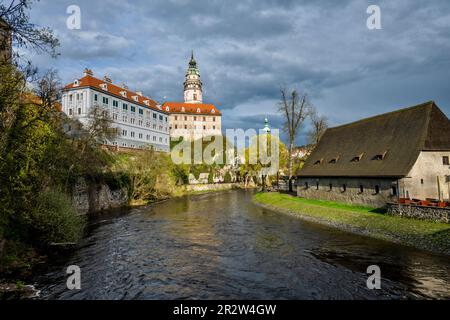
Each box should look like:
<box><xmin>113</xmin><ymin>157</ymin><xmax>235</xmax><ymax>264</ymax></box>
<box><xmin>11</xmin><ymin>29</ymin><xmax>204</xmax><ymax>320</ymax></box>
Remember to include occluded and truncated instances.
<box><xmin>63</xmin><ymin>74</ymin><xmax>166</xmax><ymax>113</ymax></box>
<box><xmin>162</xmin><ymin>102</ymin><xmax>221</xmax><ymax>116</ymax></box>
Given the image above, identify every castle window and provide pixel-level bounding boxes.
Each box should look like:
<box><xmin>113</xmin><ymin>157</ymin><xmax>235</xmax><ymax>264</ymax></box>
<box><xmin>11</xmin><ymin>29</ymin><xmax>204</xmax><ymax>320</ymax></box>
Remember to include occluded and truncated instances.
<box><xmin>131</xmin><ymin>106</ymin><xmax>136</xmax><ymax>112</ymax></box>
<box><xmin>123</xmin><ymin>103</ymin><xmax>128</xmax><ymax>110</ymax></box>
<box><xmin>374</xmin><ymin>185</ymin><xmax>380</xmax><ymax>194</ymax></box>
<box><xmin>443</xmin><ymin>156</ymin><xmax>449</xmax><ymax>165</ymax></box>
<box><xmin>203</xmin><ymin>125</ymin><xmax>206</xmax><ymax>130</ymax></box>
<box><xmin>213</xmin><ymin>117</ymin><xmax>216</xmax><ymax>122</ymax></box>
<box><xmin>184</xmin><ymin>116</ymin><xmax>187</xmax><ymax>121</ymax></box>
<box><xmin>139</xmin><ymin>108</ymin><xmax>143</xmax><ymax>115</ymax></box>
<box><xmin>94</xmin><ymin>94</ymin><xmax>98</xmax><ymax>102</ymax></box>
<box><xmin>194</xmin><ymin>116</ymin><xmax>197</xmax><ymax>121</ymax></box>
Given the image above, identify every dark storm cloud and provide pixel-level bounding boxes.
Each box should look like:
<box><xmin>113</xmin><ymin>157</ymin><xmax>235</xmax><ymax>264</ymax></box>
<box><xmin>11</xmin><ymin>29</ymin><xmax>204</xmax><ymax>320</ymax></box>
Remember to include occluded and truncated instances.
<box><xmin>25</xmin><ymin>0</ymin><xmax>450</xmax><ymax>144</ymax></box>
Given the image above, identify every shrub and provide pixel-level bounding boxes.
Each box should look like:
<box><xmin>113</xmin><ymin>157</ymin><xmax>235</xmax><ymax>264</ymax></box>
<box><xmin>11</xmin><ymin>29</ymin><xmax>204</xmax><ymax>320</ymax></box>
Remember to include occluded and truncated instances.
<box><xmin>224</xmin><ymin>172</ymin><xmax>232</xmax><ymax>183</ymax></box>
<box><xmin>28</xmin><ymin>190</ymin><xmax>85</xmax><ymax>245</ymax></box>
<box><xmin>208</xmin><ymin>171</ymin><xmax>214</xmax><ymax>184</ymax></box>
<box><xmin>172</xmin><ymin>165</ymin><xmax>189</xmax><ymax>185</ymax></box>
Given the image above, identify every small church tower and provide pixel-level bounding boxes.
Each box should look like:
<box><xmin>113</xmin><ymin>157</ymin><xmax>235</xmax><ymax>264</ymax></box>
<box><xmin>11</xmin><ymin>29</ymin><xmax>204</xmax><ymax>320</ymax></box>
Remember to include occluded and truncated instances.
<box><xmin>183</xmin><ymin>51</ymin><xmax>203</xmax><ymax>104</ymax></box>
<box><xmin>263</xmin><ymin>117</ymin><xmax>271</xmax><ymax>134</ymax></box>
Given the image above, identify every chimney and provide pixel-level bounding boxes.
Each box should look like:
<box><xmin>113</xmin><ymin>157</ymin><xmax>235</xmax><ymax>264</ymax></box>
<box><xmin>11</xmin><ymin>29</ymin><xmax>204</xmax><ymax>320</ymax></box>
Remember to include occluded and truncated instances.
<box><xmin>136</xmin><ymin>91</ymin><xmax>143</xmax><ymax>96</ymax></box>
<box><xmin>83</xmin><ymin>68</ymin><xmax>93</xmax><ymax>76</ymax></box>
<box><xmin>103</xmin><ymin>75</ymin><xmax>112</xmax><ymax>83</ymax></box>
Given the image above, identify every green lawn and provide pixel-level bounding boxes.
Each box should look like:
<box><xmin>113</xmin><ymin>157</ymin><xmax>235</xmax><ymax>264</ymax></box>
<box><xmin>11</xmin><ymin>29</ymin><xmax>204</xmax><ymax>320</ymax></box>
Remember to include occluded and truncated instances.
<box><xmin>253</xmin><ymin>192</ymin><xmax>450</xmax><ymax>254</ymax></box>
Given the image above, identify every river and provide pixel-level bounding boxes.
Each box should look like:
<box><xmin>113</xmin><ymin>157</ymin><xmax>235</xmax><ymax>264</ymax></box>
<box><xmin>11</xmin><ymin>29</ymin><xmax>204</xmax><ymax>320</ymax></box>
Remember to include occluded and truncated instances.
<box><xmin>34</xmin><ymin>190</ymin><xmax>450</xmax><ymax>299</ymax></box>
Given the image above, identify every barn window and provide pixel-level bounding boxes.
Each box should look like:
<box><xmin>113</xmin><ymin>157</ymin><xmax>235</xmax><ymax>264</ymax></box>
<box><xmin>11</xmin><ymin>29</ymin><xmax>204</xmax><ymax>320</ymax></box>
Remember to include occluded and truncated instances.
<box><xmin>443</xmin><ymin>156</ymin><xmax>449</xmax><ymax>165</ymax></box>
<box><xmin>373</xmin><ymin>151</ymin><xmax>388</xmax><ymax>161</ymax></box>
<box><xmin>329</xmin><ymin>156</ymin><xmax>339</xmax><ymax>164</ymax></box>
<box><xmin>314</xmin><ymin>159</ymin><xmax>324</xmax><ymax>165</ymax></box>
<box><xmin>374</xmin><ymin>185</ymin><xmax>380</xmax><ymax>194</ymax></box>
<box><xmin>351</xmin><ymin>153</ymin><xmax>365</xmax><ymax>162</ymax></box>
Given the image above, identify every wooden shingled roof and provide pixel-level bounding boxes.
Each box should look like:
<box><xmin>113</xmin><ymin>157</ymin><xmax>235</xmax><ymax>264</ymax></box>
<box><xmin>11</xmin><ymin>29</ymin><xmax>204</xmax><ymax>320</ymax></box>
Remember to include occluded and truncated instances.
<box><xmin>298</xmin><ymin>101</ymin><xmax>450</xmax><ymax>178</ymax></box>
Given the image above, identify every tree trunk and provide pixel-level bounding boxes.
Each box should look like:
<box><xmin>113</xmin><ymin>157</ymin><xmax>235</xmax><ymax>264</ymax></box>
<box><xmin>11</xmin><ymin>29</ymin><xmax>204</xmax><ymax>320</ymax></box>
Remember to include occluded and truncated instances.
<box><xmin>288</xmin><ymin>141</ymin><xmax>294</xmax><ymax>192</ymax></box>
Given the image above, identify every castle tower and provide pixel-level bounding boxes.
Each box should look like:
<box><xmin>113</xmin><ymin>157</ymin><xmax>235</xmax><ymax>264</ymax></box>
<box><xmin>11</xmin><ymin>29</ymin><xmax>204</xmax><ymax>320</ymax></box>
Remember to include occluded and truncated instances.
<box><xmin>183</xmin><ymin>51</ymin><xmax>203</xmax><ymax>104</ymax></box>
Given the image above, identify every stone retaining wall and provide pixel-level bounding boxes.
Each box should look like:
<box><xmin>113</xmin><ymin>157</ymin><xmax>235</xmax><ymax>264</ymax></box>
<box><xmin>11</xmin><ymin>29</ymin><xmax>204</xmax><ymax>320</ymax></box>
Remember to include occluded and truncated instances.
<box><xmin>387</xmin><ymin>203</ymin><xmax>450</xmax><ymax>224</ymax></box>
<box><xmin>72</xmin><ymin>178</ymin><xmax>129</xmax><ymax>215</ymax></box>
<box><xmin>183</xmin><ymin>183</ymin><xmax>238</xmax><ymax>193</ymax></box>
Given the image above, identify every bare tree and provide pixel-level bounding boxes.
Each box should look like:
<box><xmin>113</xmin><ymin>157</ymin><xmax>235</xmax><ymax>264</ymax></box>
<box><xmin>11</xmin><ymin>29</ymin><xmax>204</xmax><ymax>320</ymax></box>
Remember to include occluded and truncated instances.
<box><xmin>0</xmin><ymin>0</ymin><xmax>59</xmax><ymax>63</ymax></box>
<box><xmin>278</xmin><ymin>87</ymin><xmax>311</xmax><ymax>192</ymax></box>
<box><xmin>308</xmin><ymin>106</ymin><xmax>328</xmax><ymax>146</ymax></box>
<box><xmin>35</xmin><ymin>68</ymin><xmax>61</xmax><ymax>109</ymax></box>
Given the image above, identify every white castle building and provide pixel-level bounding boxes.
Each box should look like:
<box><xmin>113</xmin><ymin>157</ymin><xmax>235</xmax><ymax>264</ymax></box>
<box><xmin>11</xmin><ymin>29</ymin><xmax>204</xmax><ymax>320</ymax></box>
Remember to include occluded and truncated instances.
<box><xmin>163</xmin><ymin>52</ymin><xmax>222</xmax><ymax>141</ymax></box>
<box><xmin>61</xmin><ymin>69</ymin><xmax>170</xmax><ymax>152</ymax></box>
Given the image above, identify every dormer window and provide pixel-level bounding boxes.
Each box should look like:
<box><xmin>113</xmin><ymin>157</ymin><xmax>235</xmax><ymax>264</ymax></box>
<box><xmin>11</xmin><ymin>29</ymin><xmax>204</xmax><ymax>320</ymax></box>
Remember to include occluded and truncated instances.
<box><xmin>166</xmin><ymin>106</ymin><xmax>169</xmax><ymax>112</ymax></box>
<box><xmin>120</xmin><ymin>91</ymin><xmax>127</xmax><ymax>98</ymax></box>
<box><xmin>329</xmin><ymin>156</ymin><xmax>339</xmax><ymax>164</ymax></box>
<box><xmin>373</xmin><ymin>151</ymin><xmax>388</xmax><ymax>161</ymax></box>
<box><xmin>73</xmin><ymin>80</ymin><xmax>79</xmax><ymax>86</ymax></box>
<box><xmin>100</xmin><ymin>83</ymin><xmax>108</xmax><ymax>91</ymax></box>
<box><xmin>181</xmin><ymin>107</ymin><xmax>185</xmax><ymax>112</ymax></box>
<box><xmin>314</xmin><ymin>159</ymin><xmax>324</xmax><ymax>165</ymax></box>
<box><xmin>211</xmin><ymin>109</ymin><xmax>215</xmax><ymax>114</ymax></box>
<box><xmin>351</xmin><ymin>153</ymin><xmax>364</xmax><ymax>162</ymax></box>
<box><xmin>143</xmin><ymin>100</ymin><xmax>149</xmax><ymax>106</ymax></box>
<box><xmin>197</xmin><ymin>108</ymin><xmax>201</xmax><ymax>113</ymax></box>
<box><xmin>132</xmin><ymin>96</ymin><xmax>139</xmax><ymax>102</ymax></box>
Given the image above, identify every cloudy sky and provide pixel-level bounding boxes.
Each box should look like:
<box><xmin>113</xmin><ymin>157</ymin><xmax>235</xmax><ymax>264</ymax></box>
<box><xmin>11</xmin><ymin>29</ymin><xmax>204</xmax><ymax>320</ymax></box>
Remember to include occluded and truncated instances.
<box><xmin>24</xmin><ymin>0</ymin><xmax>450</xmax><ymax>144</ymax></box>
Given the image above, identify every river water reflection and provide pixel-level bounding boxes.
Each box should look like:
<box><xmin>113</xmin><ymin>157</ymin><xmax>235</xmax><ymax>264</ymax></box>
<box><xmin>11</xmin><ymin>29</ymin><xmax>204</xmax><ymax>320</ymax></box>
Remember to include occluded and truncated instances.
<box><xmin>35</xmin><ymin>190</ymin><xmax>450</xmax><ymax>299</ymax></box>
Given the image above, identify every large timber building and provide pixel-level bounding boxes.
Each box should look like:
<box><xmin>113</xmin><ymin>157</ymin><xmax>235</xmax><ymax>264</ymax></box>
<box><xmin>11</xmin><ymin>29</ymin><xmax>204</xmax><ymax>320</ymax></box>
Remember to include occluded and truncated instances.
<box><xmin>297</xmin><ymin>101</ymin><xmax>450</xmax><ymax>208</ymax></box>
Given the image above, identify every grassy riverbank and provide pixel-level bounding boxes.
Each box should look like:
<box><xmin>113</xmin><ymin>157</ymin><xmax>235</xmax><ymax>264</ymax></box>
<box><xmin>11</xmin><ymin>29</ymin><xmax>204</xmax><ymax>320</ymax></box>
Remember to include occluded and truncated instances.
<box><xmin>253</xmin><ymin>192</ymin><xmax>450</xmax><ymax>255</ymax></box>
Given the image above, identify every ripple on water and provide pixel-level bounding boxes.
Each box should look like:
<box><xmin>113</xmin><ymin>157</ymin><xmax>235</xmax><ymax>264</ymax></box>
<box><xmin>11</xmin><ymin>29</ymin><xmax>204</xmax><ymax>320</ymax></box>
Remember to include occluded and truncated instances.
<box><xmin>35</xmin><ymin>190</ymin><xmax>450</xmax><ymax>300</ymax></box>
